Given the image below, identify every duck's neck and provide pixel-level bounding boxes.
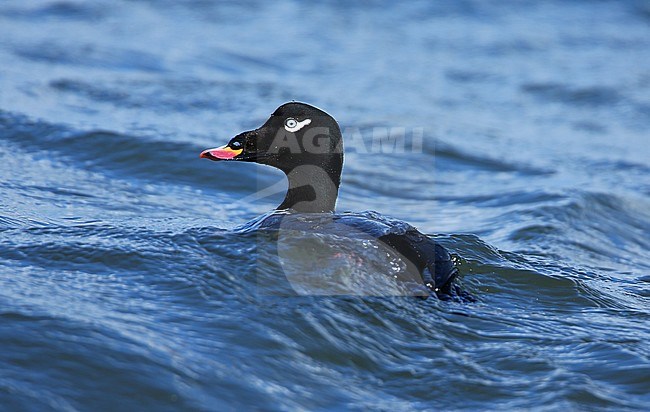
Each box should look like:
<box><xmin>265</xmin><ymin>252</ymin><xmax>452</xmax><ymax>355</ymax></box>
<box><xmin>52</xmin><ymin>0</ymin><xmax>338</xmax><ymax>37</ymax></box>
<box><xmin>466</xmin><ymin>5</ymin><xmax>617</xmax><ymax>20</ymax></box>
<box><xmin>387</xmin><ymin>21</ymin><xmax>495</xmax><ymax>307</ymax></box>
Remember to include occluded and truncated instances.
<box><xmin>277</xmin><ymin>162</ymin><xmax>341</xmax><ymax>213</ymax></box>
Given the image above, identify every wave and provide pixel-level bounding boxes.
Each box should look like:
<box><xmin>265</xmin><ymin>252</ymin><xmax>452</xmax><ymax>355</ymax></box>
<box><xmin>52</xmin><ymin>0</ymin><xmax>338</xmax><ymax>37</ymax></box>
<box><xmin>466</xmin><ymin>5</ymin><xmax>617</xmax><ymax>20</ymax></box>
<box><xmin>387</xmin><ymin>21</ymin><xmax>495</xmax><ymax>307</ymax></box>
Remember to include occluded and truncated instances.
<box><xmin>0</xmin><ymin>110</ymin><xmax>280</xmax><ymax>195</ymax></box>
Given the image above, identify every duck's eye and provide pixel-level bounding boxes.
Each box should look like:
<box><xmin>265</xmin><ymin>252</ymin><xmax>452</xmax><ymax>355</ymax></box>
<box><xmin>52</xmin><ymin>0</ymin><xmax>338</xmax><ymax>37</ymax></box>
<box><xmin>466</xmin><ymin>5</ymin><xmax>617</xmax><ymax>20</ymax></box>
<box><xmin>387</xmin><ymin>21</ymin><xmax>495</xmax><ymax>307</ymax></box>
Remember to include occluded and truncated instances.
<box><xmin>284</xmin><ymin>117</ymin><xmax>311</xmax><ymax>132</ymax></box>
<box><xmin>231</xmin><ymin>141</ymin><xmax>242</xmax><ymax>148</ymax></box>
<box><xmin>285</xmin><ymin>118</ymin><xmax>298</xmax><ymax>129</ymax></box>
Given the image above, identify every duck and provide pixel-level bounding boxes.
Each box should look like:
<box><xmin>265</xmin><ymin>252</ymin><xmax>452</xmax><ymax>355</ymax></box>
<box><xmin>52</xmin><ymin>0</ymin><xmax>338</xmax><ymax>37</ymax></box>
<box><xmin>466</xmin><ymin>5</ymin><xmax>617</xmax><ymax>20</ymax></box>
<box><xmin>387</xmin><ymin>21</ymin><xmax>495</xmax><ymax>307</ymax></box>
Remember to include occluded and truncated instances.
<box><xmin>200</xmin><ymin>102</ymin><xmax>461</xmax><ymax>299</ymax></box>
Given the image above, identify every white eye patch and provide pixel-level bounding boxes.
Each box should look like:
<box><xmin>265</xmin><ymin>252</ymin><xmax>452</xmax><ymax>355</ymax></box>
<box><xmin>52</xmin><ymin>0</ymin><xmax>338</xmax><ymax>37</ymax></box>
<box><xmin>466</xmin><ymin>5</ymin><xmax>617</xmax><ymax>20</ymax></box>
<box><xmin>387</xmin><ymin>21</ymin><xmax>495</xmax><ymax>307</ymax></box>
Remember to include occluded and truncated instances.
<box><xmin>284</xmin><ymin>117</ymin><xmax>311</xmax><ymax>132</ymax></box>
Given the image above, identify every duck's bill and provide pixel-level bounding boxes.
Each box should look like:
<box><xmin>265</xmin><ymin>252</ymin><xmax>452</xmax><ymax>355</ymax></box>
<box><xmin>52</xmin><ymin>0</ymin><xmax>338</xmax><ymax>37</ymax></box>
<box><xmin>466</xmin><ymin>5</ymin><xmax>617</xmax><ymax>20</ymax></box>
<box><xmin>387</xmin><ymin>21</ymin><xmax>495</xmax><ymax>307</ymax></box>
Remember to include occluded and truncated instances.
<box><xmin>199</xmin><ymin>145</ymin><xmax>243</xmax><ymax>161</ymax></box>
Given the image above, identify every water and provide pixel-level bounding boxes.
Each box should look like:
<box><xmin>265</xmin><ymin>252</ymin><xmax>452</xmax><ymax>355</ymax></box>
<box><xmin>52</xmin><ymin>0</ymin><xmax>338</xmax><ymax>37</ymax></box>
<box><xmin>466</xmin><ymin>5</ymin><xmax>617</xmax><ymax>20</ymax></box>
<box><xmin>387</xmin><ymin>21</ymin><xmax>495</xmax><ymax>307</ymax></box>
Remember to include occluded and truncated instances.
<box><xmin>1</xmin><ymin>0</ymin><xmax>649</xmax><ymax>410</ymax></box>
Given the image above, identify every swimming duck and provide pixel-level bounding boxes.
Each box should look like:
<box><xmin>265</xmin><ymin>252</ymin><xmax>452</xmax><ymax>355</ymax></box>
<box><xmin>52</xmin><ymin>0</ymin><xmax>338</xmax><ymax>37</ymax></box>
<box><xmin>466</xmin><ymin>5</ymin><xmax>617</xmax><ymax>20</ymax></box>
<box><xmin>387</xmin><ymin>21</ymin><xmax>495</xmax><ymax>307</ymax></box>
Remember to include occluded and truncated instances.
<box><xmin>200</xmin><ymin>102</ymin><xmax>460</xmax><ymax>298</ymax></box>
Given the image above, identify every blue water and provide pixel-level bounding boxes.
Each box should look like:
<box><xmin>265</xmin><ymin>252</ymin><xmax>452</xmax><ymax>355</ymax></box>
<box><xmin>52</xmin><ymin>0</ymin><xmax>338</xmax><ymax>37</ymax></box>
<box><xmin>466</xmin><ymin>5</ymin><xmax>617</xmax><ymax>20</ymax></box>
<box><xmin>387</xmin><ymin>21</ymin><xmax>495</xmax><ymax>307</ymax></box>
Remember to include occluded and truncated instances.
<box><xmin>1</xmin><ymin>0</ymin><xmax>649</xmax><ymax>410</ymax></box>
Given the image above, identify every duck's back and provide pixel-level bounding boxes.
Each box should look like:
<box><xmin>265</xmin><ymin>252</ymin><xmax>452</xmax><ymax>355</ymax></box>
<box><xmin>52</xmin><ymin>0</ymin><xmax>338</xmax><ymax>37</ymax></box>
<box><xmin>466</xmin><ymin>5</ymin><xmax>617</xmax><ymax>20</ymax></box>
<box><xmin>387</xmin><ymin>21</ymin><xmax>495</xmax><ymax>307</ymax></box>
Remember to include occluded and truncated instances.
<box><xmin>238</xmin><ymin>210</ymin><xmax>459</xmax><ymax>298</ymax></box>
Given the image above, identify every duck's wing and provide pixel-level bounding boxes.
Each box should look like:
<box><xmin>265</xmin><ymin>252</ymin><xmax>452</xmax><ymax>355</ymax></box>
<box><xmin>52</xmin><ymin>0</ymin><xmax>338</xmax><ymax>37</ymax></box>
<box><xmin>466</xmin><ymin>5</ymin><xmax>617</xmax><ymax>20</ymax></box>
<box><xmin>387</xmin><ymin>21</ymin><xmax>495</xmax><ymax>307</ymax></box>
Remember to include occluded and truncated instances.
<box><xmin>334</xmin><ymin>212</ymin><xmax>459</xmax><ymax>294</ymax></box>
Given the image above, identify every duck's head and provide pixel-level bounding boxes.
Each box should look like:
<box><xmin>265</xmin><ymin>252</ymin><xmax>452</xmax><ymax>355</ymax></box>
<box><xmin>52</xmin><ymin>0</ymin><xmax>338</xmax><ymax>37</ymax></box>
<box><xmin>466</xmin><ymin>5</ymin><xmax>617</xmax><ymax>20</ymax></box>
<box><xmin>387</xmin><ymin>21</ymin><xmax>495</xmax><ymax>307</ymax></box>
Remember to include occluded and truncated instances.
<box><xmin>200</xmin><ymin>102</ymin><xmax>344</xmax><ymax>213</ymax></box>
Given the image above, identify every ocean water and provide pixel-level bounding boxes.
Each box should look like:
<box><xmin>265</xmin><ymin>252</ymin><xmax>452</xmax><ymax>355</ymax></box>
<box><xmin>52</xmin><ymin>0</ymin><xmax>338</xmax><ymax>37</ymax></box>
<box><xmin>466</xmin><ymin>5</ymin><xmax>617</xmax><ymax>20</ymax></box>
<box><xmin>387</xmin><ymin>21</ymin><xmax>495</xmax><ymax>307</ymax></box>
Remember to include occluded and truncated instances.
<box><xmin>1</xmin><ymin>0</ymin><xmax>649</xmax><ymax>410</ymax></box>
